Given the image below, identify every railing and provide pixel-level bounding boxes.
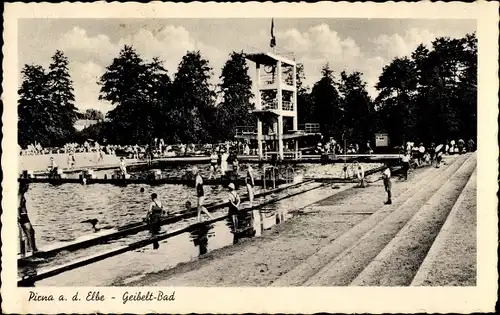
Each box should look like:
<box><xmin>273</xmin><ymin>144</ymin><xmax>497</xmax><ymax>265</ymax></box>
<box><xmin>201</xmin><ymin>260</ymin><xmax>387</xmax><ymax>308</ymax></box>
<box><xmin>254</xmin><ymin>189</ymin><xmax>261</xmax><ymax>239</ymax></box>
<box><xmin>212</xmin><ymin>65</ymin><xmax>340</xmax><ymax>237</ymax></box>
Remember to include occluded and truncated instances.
<box><xmin>263</xmin><ymin>166</ymin><xmax>278</xmax><ymax>189</ymax></box>
<box><xmin>264</xmin><ymin>151</ymin><xmax>302</xmax><ymax>160</ymax></box>
<box><xmin>260</xmin><ymin>74</ymin><xmax>276</xmax><ymax>85</ymax></box>
<box><xmin>285</xmin><ymin>166</ymin><xmax>295</xmax><ymax>183</ymax></box>
<box><xmin>282</xmin><ymin>101</ymin><xmax>294</xmax><ymax>111</ymax></box>
<box><xmin>259</xmin><ymin>74</ymin><xmax>295</xmax><ymax>87</ymax></box>
<box><xmin>235</xmin><ymin>126</ymin><xmax>256</xmax><ymax>136</ymax></box>
<box><xmin>261</xmin><ymin>100</ymin><xmax>278</xmax><ymax>110</ymax></box>
<box><xmin>298</xmin><ymin>123</ymin><xmax>321</xmax><ymax>134</ymax></box>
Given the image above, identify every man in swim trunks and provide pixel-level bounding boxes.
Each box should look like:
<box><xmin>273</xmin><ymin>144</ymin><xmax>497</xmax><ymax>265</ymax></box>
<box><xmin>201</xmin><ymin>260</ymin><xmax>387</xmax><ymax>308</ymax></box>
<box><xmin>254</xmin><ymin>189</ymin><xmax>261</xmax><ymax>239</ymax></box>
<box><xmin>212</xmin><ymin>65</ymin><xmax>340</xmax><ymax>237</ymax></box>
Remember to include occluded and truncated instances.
<box><xmin>382</xmin><ymin>164</ymin><xmax>392</xmax><ymax>205</ymax></box>
<box><xmin>18</xmin><ymin>180</ymin><xmax>38</xmax><ymax>253</ymax></box>
<box><xmin>245</xmin><ymin>165</ymin><xmax>255</xmax><ymax>206</ymax></box>
<box><xmin>193</xmin><ymin>166</ymin><xmax>215</xmax><ymax>222</ymax></box>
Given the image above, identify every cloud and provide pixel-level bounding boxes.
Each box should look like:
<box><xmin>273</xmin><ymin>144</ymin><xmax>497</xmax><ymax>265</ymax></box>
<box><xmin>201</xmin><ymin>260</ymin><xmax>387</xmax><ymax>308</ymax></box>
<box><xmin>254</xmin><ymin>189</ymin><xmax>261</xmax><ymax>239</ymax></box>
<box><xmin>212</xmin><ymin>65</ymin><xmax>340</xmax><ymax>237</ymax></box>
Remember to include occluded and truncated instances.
<box><xmin>58</xmin><ymin>27</ymin><xmax>117</xmax><ymax>63</ymax></box>
<box><xmin>47</xmin><ymin>23</ymin><xmax>470</xmax><ymax>112</ymax></box>
<box><xmin>273</xmin><ymin>23</ymin><xmax>364</xmax><ymax>93</ymax></box>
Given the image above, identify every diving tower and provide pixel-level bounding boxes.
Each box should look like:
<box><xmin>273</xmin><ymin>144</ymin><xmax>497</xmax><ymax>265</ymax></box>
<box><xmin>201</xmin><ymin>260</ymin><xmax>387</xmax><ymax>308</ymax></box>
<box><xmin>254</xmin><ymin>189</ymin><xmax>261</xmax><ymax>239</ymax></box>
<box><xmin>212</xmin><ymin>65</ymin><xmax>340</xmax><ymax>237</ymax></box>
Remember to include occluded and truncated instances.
<box><xmin>242</xmin><ymin>48</ymin><xmax>320</xmax><ymax>160</ymax></box>
<box><xmin>244</xmin><ymin>48</ymin><xmax>298</xmax><ymax>161</ymax></box>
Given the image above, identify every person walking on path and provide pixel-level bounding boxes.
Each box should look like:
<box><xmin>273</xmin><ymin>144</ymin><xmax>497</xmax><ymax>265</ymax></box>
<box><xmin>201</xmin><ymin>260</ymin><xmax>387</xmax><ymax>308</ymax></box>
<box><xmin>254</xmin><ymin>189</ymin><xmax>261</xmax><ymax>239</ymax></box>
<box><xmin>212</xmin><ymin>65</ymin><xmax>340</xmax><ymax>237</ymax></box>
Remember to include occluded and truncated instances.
<box><xmin>193</xmin><ymin>167</ymin><xmax>215</xmax><ymax>223</ymax></box>
<box><xmin>382</xmin><ymin>164</ymin><xmax>392</xmax><ymax>205</ymax></box>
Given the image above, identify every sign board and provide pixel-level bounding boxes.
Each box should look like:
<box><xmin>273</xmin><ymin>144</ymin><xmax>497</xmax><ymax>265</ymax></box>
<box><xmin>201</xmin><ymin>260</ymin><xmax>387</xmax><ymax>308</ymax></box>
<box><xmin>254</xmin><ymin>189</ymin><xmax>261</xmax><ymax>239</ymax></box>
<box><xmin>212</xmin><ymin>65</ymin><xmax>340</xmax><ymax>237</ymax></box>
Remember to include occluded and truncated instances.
<box><xmin>375</xmin><ymin>133</ymin><xmax>389</xmax><ymax>147</ymax></box>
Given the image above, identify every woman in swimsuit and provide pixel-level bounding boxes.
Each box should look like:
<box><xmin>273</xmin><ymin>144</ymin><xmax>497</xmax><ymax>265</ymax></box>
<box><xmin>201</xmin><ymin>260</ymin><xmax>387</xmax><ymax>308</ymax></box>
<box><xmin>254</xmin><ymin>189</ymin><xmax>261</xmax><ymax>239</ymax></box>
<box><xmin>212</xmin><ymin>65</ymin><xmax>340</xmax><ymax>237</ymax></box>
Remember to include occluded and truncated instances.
<box><xmin>18</xmin><ymin>180</ymin><xmax>38</xmax><ymax>253</ymax></box>
<box><xmin>146</xmin><ymin>193</ymin><xmax>164</xmax><ymax>234</ymax></box>
<box><xmin>227</xmin><ymin>183</ymin><xmax>241</xmax><ymax>233</ymax></box>
<box><xmin>193</xmin><ymin>167</ymin><xmax>215</xmax><ymax>222</ymax></box>
<box><xmin>245</xmin><ymin>165</ymin><xmax>255</xmax><ymax>206</ymax></box>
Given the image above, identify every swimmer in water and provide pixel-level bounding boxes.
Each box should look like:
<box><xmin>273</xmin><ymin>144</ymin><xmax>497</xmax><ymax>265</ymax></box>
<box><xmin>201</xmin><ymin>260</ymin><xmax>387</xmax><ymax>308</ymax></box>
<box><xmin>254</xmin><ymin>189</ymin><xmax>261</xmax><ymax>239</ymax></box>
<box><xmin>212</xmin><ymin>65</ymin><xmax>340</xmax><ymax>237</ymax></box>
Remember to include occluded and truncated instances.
<box><xmin>140</xmin><ymin>187</ymin><xmax>145</xmax><ymax>193</ymax></box>
<box><xmin>228</xmin><ymin>183</ymin><xmax>241</xmax><ymax>233</ymax></box>
<box><xmin>193</xmin><ymin>166</ymin><xmax>215</xmax><ymax>222</ymax></box>
<box><xmin>245</xmin><ymin>165</ymin><xmax>255</xmax><ymax>206</ymax></box>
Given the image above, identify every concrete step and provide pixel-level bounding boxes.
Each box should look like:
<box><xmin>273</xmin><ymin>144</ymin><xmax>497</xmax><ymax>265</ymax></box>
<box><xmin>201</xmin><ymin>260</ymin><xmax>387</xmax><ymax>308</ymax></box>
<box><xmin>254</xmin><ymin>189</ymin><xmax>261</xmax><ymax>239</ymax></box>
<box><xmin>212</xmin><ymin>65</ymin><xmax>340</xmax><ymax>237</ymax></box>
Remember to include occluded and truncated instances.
<box><xmin>411</xmin><ymin>168</ymin><xmax>477</xmax><ymax>286</ymax></box>
<box><xmin>350</xmin><ymin>153</ymin><xmax>476</xmax><ymax>286</ymax></box>
<box><xmin>270</xmin><ymin>154</ymin><xmax>469</xmax><ymax>286</ymax></box>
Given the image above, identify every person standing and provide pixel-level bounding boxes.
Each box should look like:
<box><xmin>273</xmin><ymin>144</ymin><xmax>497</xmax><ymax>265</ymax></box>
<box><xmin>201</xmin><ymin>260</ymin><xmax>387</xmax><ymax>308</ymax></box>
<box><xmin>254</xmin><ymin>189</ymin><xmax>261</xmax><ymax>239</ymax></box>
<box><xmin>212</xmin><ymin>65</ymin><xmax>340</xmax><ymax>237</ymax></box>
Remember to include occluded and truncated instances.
<box><xmin>382</xmin><ymin>164</ymin><xmax>392</xmax><ymax>205</ymax></box>
<box><xmin>401</xmin><ymin>151</ymin><xmax>411</xmax><ymax>180</ymax></box>
<box><xmin>220</xmin><ymin>150</ymin><xmax>229</xmax><ymax>176</ymax></box>
<box><xmin>245</xmin><ymin>165</ymin><xmax>255</xmax><ymax>206</ymax></box>
<box><xmin>193</xmin><ymin>167</ymin><xmax>215</xmax><ymax>222</ymax></box>
<box><xmin>145</xmin><ymin>193</ymin><xmax>165</xmax><ymax>235</ymax></box>
<box><xmin>119</xmin><ymin>157</ymin><xmax>127</xmax><ymax>177</ymax></box>
<box><xmin>18</xmin><ymin>181</ymin><xmax>38</xmax><ymax>253</ymax></box>
<box><xmin>227</xmin><ymin>183</ymin><xmax>241</xmax><ymax>233</ymax></box>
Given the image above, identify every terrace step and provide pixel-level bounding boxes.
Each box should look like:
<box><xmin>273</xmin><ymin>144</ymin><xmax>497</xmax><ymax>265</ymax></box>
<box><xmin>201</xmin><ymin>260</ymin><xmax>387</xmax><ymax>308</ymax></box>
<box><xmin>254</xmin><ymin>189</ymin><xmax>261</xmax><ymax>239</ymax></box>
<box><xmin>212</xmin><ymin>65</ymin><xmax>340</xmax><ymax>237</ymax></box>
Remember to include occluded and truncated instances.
<box><xmin>271</xmin><ymin>154</ymin><xmax>469</xmax><ymax>286</ymax></box>
<box><xmin>350</xmin><ymin>153</ymin><xmax>476</xmax><ymax>286</ymax></box>
<box><xmin>410</xmin><ymin>168</ymin><xmax>477</xmax><ymax>286</ymax></box>
<box><xmin>301</xmin><ymin>153</ymin><xmax>474</xmax><ymax>286</ymax></box>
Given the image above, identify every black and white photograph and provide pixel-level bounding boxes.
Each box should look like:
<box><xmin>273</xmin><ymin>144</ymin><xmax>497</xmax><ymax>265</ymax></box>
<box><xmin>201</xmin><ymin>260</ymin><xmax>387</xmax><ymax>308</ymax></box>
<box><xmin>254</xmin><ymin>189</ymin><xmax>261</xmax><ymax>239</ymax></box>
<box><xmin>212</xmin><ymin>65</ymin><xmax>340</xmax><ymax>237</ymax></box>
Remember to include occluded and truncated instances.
<box><xmin>2</xmin><ymin>2</ymin><xmax>498</xmax><ymax>314</ymax></box>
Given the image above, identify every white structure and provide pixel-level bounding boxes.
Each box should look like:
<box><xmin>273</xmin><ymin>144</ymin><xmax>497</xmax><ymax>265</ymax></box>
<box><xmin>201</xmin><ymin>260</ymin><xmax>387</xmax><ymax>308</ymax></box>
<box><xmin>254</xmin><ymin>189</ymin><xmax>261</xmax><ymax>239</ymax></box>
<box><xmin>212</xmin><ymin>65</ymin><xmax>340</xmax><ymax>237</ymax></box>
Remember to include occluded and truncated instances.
<box><xmin>245</xmin><ymin>49</ymin><xmax>298</xmax><ymax>160</ymax></box>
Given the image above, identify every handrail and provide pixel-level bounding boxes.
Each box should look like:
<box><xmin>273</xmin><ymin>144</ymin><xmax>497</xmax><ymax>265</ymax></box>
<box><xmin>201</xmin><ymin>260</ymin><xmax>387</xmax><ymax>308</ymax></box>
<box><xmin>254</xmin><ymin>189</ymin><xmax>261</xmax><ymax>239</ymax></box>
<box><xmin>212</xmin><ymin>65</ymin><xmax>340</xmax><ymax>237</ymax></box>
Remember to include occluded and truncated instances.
<box><xmin>263</xmin><ymin>166</ymin><xmax>279</xmax><ymax>189</ymax></box>
<box><xmin>285</xmin><ymin>166</ymin><xmax>295</xmax><ymax>183</ymax></box>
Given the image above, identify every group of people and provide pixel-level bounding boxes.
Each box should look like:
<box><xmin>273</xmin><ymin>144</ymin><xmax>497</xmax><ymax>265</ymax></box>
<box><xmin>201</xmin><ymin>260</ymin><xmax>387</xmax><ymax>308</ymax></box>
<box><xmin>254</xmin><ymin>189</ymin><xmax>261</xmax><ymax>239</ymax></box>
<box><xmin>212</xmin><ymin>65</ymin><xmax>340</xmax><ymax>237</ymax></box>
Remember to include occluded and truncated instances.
<box><xmin>316</xmin><ymin>137</ymin><xmax>374</xmax><ymax>155</ymax></box>
<box><xmin>144</xmin><ymin>164</ymin><xmax>255</xmax><ymax>238</ymax></box>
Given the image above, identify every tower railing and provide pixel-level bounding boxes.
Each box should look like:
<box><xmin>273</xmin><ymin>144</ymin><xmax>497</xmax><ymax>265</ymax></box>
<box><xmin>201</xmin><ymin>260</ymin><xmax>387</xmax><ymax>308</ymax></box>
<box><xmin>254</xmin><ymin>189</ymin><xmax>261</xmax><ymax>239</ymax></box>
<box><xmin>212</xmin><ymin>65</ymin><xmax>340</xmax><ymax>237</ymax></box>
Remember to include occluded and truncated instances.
<box><xmin>235</xmin><ymin>126</ymin><xmax>256</xmax><ymax>136</ymax></box>
<box><xmin>282</xmin><ymin>101</ymin><xmax>294</xmax><ymax>111</ymax></box>
<box><xmin>298</xmin><ymin>123</ymin><xmax>321</xmax><ymax>134</ymax></box>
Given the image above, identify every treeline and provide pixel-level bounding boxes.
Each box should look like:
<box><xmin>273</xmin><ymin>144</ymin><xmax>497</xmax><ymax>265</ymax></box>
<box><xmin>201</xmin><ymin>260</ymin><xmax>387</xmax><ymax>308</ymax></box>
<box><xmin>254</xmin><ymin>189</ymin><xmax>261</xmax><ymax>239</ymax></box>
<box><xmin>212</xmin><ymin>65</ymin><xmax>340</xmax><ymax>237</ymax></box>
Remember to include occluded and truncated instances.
<box><xmin>18</xmin><ymin>33</ymin><xmax>476</xmax><ymax>148</ymax></box>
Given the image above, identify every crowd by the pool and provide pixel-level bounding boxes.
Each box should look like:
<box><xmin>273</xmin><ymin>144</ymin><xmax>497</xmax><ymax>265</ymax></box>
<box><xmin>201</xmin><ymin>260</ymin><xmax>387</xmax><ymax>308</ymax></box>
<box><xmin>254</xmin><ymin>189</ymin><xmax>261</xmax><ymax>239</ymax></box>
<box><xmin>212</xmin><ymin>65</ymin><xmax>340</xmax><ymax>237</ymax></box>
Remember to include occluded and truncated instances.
<box><xmin>21</xmin><ymin>136</ymin><xmax>476</xmax><ymax>161</ymax></box>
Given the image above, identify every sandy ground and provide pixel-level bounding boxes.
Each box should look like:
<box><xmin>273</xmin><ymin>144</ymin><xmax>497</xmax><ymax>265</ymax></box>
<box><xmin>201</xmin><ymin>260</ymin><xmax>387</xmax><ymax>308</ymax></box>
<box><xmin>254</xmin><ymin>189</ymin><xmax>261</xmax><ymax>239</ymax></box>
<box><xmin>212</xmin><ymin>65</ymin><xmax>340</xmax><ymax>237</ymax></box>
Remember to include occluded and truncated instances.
<box><xmin>126</xmin><ymin>163</ymin><xmax>439</xmax><ymax>287</ymax></box>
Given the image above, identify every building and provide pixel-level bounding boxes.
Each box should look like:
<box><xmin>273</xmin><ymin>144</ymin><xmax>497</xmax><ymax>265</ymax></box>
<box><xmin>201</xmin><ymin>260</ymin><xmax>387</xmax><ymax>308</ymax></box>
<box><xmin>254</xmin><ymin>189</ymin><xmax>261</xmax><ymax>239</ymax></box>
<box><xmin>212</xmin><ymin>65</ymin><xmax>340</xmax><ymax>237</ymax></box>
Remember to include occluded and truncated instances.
<box><xmin>74</xmin><ymin>119</ymin><xmax>99</xmax><ymax>131</ymax></box>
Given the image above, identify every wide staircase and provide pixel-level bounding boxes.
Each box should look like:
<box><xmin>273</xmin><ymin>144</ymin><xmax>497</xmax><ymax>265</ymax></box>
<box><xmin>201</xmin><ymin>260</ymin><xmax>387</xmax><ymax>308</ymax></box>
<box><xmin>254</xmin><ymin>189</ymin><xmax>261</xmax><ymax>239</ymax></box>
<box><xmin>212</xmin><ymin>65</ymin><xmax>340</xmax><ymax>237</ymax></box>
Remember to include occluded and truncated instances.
<box><xmin>271</xmin><ymin>152</ymin><xmax>477</xmax><ymax>286</ymax></box>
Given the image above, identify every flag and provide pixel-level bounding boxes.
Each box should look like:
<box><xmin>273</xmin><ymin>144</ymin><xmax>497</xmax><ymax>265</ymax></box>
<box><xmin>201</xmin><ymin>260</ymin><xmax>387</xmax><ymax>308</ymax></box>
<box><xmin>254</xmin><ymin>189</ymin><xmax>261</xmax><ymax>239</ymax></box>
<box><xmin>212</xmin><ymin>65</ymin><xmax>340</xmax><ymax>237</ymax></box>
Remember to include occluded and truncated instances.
<box><xmin>270</xmin><ymin>18</ymin><xmax>276</xmax><ymax>48</ymax></box>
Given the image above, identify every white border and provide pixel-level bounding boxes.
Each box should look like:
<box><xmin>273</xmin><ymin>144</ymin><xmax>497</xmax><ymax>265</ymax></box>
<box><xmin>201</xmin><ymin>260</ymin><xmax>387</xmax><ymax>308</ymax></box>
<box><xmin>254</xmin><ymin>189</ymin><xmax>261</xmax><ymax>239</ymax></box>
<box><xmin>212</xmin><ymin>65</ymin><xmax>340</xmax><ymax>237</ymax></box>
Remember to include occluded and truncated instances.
<box><xmin>2</xmin><ymin>2</ymin><xmax>498</xmax><ymax>313</ymax></box>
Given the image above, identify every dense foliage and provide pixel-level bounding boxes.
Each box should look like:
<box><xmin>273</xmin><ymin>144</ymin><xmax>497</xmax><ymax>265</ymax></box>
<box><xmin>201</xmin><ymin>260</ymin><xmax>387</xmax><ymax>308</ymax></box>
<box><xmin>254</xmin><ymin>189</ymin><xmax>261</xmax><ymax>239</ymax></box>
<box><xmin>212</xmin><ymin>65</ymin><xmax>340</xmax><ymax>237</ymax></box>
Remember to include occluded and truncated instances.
<box><xmin>18</xmin><ymin>33</ymin><xmax>477</xmax><ymax>147</ymax></box>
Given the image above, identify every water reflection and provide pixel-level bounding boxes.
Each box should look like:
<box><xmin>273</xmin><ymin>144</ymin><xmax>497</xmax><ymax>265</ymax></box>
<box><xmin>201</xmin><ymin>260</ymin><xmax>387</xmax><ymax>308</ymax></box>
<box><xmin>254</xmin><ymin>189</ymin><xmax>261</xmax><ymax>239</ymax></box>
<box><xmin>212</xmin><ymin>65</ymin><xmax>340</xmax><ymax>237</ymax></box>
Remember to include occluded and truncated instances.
<box><xmin>188</xmin><ymin>223</ymin><xmax>215</xmax><ymax>256</ymax></box>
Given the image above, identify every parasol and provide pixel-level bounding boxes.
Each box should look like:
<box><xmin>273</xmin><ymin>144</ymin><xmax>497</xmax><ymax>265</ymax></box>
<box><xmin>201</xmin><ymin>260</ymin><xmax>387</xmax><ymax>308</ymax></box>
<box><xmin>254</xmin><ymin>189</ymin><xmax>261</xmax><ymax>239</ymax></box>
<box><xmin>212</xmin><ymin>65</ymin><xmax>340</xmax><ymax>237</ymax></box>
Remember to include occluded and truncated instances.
<box><xmin>435</xmin><ymin>144</ymin><xmax>444</xmax><ymax>152</ymax></box>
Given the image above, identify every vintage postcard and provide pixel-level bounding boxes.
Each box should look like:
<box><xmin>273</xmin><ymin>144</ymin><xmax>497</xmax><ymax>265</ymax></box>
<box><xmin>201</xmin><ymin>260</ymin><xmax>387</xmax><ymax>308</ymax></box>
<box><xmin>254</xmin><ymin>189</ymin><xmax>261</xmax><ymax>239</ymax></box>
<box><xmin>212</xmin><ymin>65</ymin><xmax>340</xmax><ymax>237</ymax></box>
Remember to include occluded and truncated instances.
<box><xmin>2</xmin><ymin>1</ymin><xmax>498</xmax><ymax>314</ymax></box>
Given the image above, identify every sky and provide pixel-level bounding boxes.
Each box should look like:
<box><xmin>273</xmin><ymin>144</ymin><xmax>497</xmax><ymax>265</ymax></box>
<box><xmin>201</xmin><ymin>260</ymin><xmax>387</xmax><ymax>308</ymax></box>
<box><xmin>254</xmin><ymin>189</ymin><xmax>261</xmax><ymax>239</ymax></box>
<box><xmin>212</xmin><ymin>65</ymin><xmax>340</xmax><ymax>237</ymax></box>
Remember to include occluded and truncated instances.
<box><xmin>18</xmin><ymin>18</ymin><xmax>475</xmax><ymax>113</ymax></box>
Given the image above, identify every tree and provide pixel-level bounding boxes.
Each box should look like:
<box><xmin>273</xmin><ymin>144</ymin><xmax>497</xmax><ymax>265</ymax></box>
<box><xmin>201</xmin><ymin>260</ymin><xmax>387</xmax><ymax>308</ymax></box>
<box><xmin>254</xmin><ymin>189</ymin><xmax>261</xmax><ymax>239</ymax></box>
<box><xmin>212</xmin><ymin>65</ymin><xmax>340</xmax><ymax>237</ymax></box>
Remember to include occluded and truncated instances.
<box><xmin>146</xmin><ymin>57</ymin><xmax>172</xmax><ymax>141</ymax></box>
<box><xmin>83</xmin><ymin>108</ymin><xmax>105</xmax><ymax>121</ymax></box>
<box><xmin>375</xmin><ymin>57</ymin><xmax>418</xmax><ymax>145</ymax></box>
<box><xmin>216</xmin><ymin>51</ymin><xmax>254</xmax><ymax>140</ymax></box>
<box><xmin>48</xmin><ymin>50</ymin><xmax>78</xmax><ymax>142</ymax></box>
<box><xmin>18</xmin><ymin>65</ymin><xmax>61</xmax><ymax>147</ymax></box>
<box><xmin>98</xmin><ymin>45</ymin><xmax>158</xmax><ymax>144</ymax></box>
<box><xmin>338</xmin><ymin>71</ymin><xmax>374</xmax><ymax>147</ymax></box>
<box><xmin>309</xmin><ymin>63</ymin><xmax>342</xmax><ymax>138</ymax></box>
<box><xmin>171</xmin><ymin>51</ymin><xmax>216</xmax><ymax>143</ymax></box>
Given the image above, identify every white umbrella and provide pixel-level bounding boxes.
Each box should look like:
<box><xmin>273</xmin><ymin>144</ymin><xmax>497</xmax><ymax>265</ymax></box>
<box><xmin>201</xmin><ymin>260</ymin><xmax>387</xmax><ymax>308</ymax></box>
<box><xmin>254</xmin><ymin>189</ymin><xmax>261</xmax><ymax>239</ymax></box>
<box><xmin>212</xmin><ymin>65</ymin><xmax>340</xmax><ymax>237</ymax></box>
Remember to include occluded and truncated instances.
<box><xmin>435</xmin><ymin>144</ymin><xmax>444</xmax><ymax>152</ymax></box>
